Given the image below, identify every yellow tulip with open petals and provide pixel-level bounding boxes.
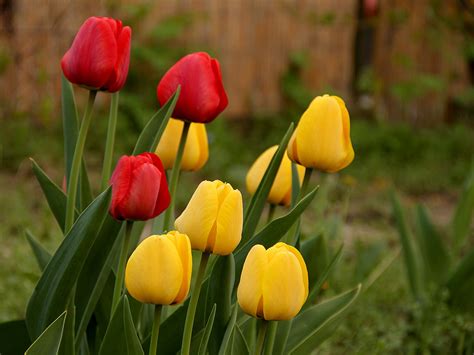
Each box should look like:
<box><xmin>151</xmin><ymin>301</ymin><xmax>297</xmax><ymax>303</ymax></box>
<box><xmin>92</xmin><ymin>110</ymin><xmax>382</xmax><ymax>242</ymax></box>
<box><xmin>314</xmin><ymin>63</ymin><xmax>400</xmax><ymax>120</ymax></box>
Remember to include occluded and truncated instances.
<box><xmin>246</xmin><ymin>145</ymin><xmax>305</xmax><ymax>206</ymax></box>
<box><xmin>125</xmin><ymin>231</ymin><xmax>192</xmax><ymax>305</ymax></box>
<box><xmin>175</xmin><ymin>180</ymin><xmax>243</xmax><ymax>255</ymax></box>
<box><xmin>237</xmin><ymin>242</ymin><xmax>308</xmax><ymax>320</ymax></box>
<box><xmin>287</xmin><ymin>95</ymin><xmax>354</xmax><ymax>173</ymax></box>
<box><xmin>155</xmin><ymin>118</ymin><xmax>208</xmax><ymax>171</ymax></box>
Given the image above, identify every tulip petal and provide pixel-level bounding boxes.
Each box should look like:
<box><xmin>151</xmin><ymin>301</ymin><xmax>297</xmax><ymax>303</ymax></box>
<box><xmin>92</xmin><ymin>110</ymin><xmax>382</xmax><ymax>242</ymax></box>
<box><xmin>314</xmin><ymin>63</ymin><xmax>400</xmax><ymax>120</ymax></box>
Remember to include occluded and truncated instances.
<box><xmin>175</xmin><ymin>181</ymin><xmax>218</xmax><ymax>252</ymax></box>
<box><xmin>262</xmin><ymin>250</ymin><xmax>306</xmax><ymax>320</ymax></box>
<box><xmin>167</xmin><ymin>231</ymin><xmax>192</xmax><ymax>304</ymax></box>
<box><xmin>237</xmin><ymin>245</ymin><xmax>267</xmax><ymax>317</ymax></box>
<box><xmin>330</xmin><ymin>96</ymin><xmax>355</xmax><ymax>172</ymax></box>
<box><xmin>104</xmin><ymin>25</ymin><xmax>131</xmax><ymax>92</ymax></box>
<box><xmin>194</xmin><ymin>123</ymin><xmax>209</xmax><ymax>171</ymax></box>
<box><xmin>213</xmin><ymin>188</ymin><xmax>243</xmax><ymax>255</ymax></box>
<box><xmin>110</xmin><ymin>156</ymin><xmax>132</xmax><ymax>220</ymax></box>
<box><xmin>125</xmin><ymin>235</ymin><xmax>183</xmax><ymax>305</ymax></box>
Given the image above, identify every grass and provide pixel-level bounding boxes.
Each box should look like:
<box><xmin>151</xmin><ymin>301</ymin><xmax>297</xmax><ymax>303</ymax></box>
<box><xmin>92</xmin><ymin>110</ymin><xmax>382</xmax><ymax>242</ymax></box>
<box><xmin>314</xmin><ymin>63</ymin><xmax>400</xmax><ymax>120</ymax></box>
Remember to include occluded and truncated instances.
<box><xmin>1</xmin><ymin>112</ymin><xmax>473</xmax><ymax>352</ymax></box>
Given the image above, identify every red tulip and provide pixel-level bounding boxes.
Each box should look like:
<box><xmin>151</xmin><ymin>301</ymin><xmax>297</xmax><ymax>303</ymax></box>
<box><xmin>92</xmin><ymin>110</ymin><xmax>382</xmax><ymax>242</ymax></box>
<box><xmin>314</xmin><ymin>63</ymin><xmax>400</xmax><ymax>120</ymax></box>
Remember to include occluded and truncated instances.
<box><xmin>61</xmin><ymin>16</ymin><xmax>132</xmax><ymax>93</ymax></box>
<box><xmin>109</xmin><ymin>153</ymin><xmax>170</xmax><ymax>221</ymax></box>
<box><xmin>157</xmin><ymin>52</ymin><xmax>228</xmax><ymax>123</ymax></box>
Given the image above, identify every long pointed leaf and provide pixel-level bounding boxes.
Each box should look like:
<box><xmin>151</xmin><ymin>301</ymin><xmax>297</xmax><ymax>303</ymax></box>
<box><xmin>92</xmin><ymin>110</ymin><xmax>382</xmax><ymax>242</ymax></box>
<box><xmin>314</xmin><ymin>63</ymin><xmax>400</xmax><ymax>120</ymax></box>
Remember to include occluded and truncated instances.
<box><xmin>198</xmin><ymin>304</ymin><xmax>217</xmax><ymax>355</ymax></box>
<box><xmin>452</xmin><ymin>164</ymin><xmax>474</xmax><ymax>251</ymax></box>
<box><xmin>446</xmin><ymin>249</ymin><xmax>474</xmax><ymax>314</ymax></box>
<box><xmin>26</xmin><ymin>189</ymin><xmax>112</xmax><ymax>339</ymax></box>
<box><xmin>25</xmin><ymin>230</ymin><xmax>52</xmax><ymax>271</ymax></box>
<box><xmin>25</xmin><ymin>312</ymin><xmax>67</xmax><ymax>355</ymax></box>
<box><xmin>218</xmin><ymin>305</ymin><xmax>238</xmax><ymax>355</ymax></box>
<box><xmin>133</xmin><ymin>87</ymin><xmax>180</xmax><ymax>155</ymax></box>
<box><xmin>62</xmin><ymin>75</ymin><xmax>79</xmax><ymax>185</ymax></box>
<box><xmin>242</xmin><ymin>123</ymin><xmax>294</xmax><ymax>241</ymax></box>
<box><xmin>0</xmin><ymin>320</ymin><xmax>31</xmax><ymax>355</ymax></box>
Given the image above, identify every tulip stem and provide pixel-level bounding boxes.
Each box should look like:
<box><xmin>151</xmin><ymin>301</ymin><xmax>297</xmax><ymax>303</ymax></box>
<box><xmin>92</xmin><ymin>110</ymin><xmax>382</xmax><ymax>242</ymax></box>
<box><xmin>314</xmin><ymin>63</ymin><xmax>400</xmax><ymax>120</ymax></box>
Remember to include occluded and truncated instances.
<box><xmin>181</xmin><ymin>252</ymin><xmax>209</xmax><ymax>355</ymax></box>
<box><xmin>263</xmin><ymin>321</ymin><xmax>277</xmax><ymax>355</ymax></box>
<box><xmin>267</xmin><ymin>204</ymin><xmax>276</xmax><ymax>224</ymax></box>
<box><xmin>149</xmin><ymin>305</ymin><xmax>162</xmax><ymax>355</ymax></box>
<box><xmin>255</xmin><ymin>320</ymin><xmax>269</xmax><ymax>355</ymax></box>
<box><xmin>65</xmin><ymin>90</ymin><xmax>97</xmax><ymax>233</ymax></box>
<box><xmin>162</xmin><ymin>121</ymin><xmax>190</xmax><ymax>231</ymax></box>
<box><xmin>100</xmin><ymin>92</ymin><xmax>119</xmax><ymax>191</ymax></box>
<box><xmin>300</xmin><ymin>168</ymin><xmax>313</xmax><ymax>198</ymax></box>
<box><xmin>111</xmin><ymin>220</ymin><xmax>133</xmax><ymax>316</ymax></box>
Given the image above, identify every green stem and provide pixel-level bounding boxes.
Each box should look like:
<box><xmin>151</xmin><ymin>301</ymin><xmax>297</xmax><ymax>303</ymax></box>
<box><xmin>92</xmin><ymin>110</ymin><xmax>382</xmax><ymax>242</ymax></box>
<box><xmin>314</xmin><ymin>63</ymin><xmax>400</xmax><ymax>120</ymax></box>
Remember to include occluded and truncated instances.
<box><xmin>100</xmin><ymin>92</ymin><xmax>119</xmax><ymax>191</ymax></box>
<box><xmin>149</xmin><ymin>305</ymin><xmax>162</xmax><ymax>355</ymax></box>
<box><xmin>162</xmin><ymin>121</ymin><xmax>190</xmax><ymax>231</ymax></box>
<box><xmin>181</xmin><ymin>252</ymin><xmax>209</xmax><ymax>355</ymax></box>
<box><xmin>266</xmin><ymin>204</ymin><xmax>276</xmax><ymax>224</ymax></box>
<box><xmin>65</xmin><ymin>90</ymin><xmax>97</xmax><ymax>233</ymax></box>
<box><xmin>263</xmin><ymin>321</ymin><xmax>277</xmax><ymax>355</ymax></box>
<box><xmin>300</xmin><ymin>168</ymin><xmax>313</xmax><ymax>199</ymax></box>
<box><xmin>111</xmin><ymin>220</ymin><xmax>133</xmax><ymax>316</ymax></box>
<box><xmin>254</xmin><ymin>320</ymin><xmax>269</xmax><ymax>355</ymax></box>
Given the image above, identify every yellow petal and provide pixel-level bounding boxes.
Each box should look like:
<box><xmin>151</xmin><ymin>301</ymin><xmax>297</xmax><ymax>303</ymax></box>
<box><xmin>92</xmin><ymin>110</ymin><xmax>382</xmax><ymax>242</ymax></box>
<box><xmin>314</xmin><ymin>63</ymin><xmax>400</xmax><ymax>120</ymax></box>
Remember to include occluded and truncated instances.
<box><xmin>175</xmin><ymin>181</ymin><xmax>218</xmax><ymax>252</ymax></box>
<box><xmin>237</xmin><ymin>245</ymin><xmax>267</xmax><ymax>317</ymax></box>
<box><xmin>262</xmin><ymin>248</ymin><xmax>306</xmax><ymax>320</ymax></box>
<box><xmin>193</xmin><ymin>123</ymin><xmax>209</xmax><ymax>171</ymax></box>
<box><xmin>155</xmin><ymin>118</ymin><xmax>183</xmax><ymax>170</ymax></box>
<box><xmin>213</xmin><ymin>188</ymin><xmax>243</xmax><ymax>255</ymax></box>
<box><xmin>166</xmin><ymin>231</ymin><xmax>192</xmax><ymax>304</ymax></box>
<box><xmin>330</xmin><ymin>96</ymin><xmax>354</xmax><ymax>172</ymax></box>
<box><xmin>125</xmin><ymin>235</ymin><xmax>183</xmax><ymax>305</ymax></box>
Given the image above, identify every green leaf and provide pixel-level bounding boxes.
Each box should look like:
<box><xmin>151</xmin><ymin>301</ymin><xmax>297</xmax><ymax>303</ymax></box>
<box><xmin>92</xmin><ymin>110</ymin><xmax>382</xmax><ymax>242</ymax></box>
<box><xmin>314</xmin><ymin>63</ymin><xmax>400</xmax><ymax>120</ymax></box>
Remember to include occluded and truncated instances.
<box><xmin>61</xmin><ymin>74</ymin><xmax>79</xmax><ymax>185</ymax></box>
<box><xmin>272</xmin><ymin>320</ymin><xmax>292</xmax><ymax>355</ymax></box>
<box><xmin>26</xmin><ymin>189</ymin><xmax>112</xmax><ymax>340</ymax></box>
<box><xmin>133</xmin><ymin>87</ymin><xmax>180</xmax><ymax>155</ymax></box>
<box><xmin>75</xmin><ymin>216</ymin><xmax>123</xmax><ymax>345</ymax></box>
<box><xmin>235</xmin><ymin>187</ymin><xmax>318</xmax><ymax>277</ymax></box>
<box><xmin>446</xmin><ymin>249</ymin><xmax>474</xmax><ymax>314</ymax></box>
<box><xmin>154</xmin><ymin>301</ymin><xmax>188</xmax><ymax>354</ymax></box>
<box><xmin>197</xmin><ymin>254</ymin><xmax>235</xmax><ymax>354</ymax></box>
<box><xmin>218</xmin><ymin>305</ymin><xmax>238</xmax><ymax>355</ymax></box>
<box><xmin>25</xmin><ymin>312</ymin><xmax>67</xmax><ymax>355</ymax></box>
<box><xmin>287</xmin><ymin>285</ymin><xmax>362</xmax><ymax>354</ymax></box>
<box><xmin>305</xmin><ymin>244</ymin><xmax>343</xmax><ymax>309</ymax></box>
<box><xmin>290</xmin><ymin>162</ymin><xmax>301</xmax><ymax>207</ymax></box>
<box><xmin>391</xmin><ymin>192</ymin><xmax>423</xmax><ymax>300</ymax></box>
<box><xmin>31</xmin><ymin>159</ymin><xmax>70</xmax><ymax>232</ymax></box>
<box><xmin>300</xmin><ymin>234</ymin><xmax>329</xmax><ymax>291</ymax></box>
<box><xmin>0</xmin><ymin>320</ymin><xmax>31</xmax><ymax>355</ymax></box>
<box><xmin>362</xmin><ymin>248</ymin><xmax>399</xmax><ymax>292</ymax></box>
<box><xmin>231</xmin><ymin>324</ymin><xmax>250</xmax><ymax>355</ymax></box>
<box><xmin>198</xmin><ymin>304</ymin><xmax>217</xmax><ymax>355</ymax></box>
<box><xmin>99</xmin><ymin>296</ymin><xmax>144</xmax><ymax>355</ymax></box>
<box><xmin>25</xmin><ymin>230</ymin><xmax>52</xmax><ymax>271</ymax></box>
<box><xmin>452</xmin><ymin>165</ymin><xmax>474</xmax><ymax>251</ymax></box>
<box><xmin>242</xmin><ymin>123</ymin><xmax>294</xmax><ymax>241</ymax></box>
<box><xmin>415</xmin><ymin>205</ymin><xmax>450</xmax><ymax>284</ymax></box>
<box><xmin>79</xmin><ymin>161</ymin><xmax>94</xmax><ymax>211</ymax></box>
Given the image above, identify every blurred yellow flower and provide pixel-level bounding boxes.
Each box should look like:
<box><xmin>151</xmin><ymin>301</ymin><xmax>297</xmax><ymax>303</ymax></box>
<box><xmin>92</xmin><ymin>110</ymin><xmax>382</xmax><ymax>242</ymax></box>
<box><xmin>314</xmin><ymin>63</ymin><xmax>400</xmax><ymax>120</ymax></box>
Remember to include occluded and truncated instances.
<box><xmin>175</xmin><ymin>180</ymin><xmax>243</xmax><ymax>255</ymax></box>
<box><xmin>287</xmin><ymin>95</ymin><xmax>354</xmax><ymax>172</ymax></box>
<box><xmin>246</xmin><ymin>145</ymin><xmax>305</xmax><ymax>206</ymax></box>
<box><xmin>125</xmin><ymin>231</ymin><xmax>192</xmax><ymax>305</ymax></box>
<box><xmin>237</xmin><ymin>242</ymin><xmax>308</xmax><ymax>320</ymax></box>
<box><xmin>155</xmin><ymin>118</ymin><xmax>208</xmax><ymax>171</ymax></box>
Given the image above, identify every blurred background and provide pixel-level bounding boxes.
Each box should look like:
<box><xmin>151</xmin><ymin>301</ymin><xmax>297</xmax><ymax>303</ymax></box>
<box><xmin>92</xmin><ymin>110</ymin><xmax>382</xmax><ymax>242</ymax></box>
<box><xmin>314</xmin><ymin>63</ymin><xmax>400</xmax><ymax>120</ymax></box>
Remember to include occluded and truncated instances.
<box><xmin>1</xmin><ymin>0</ymin><xmax>473</xmax><ymax>353</ymax></box>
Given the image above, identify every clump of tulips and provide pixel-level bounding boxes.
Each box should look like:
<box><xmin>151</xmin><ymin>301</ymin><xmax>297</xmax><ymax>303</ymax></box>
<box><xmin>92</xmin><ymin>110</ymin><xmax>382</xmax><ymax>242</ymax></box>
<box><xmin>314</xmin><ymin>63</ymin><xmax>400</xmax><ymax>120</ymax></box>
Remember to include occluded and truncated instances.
<box><xmin>2</xmin><ymin>15</ymin><xmax>365</xmax><ymax>355</ymax></box>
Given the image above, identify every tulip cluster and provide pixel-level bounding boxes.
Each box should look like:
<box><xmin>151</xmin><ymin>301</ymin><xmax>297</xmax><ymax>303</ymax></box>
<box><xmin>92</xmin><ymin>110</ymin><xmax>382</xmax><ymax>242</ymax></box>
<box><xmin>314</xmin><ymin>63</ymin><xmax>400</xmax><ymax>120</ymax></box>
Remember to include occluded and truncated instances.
<box><xmin>20</xmin><ymin>13</ymin><xmax>358</xmax><ymax>355</ymax></box>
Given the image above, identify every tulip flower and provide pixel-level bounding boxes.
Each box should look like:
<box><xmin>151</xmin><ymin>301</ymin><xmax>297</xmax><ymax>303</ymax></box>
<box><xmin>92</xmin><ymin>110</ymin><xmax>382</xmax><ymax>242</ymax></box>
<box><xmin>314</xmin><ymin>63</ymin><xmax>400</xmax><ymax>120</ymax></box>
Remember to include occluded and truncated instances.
<box><xmin>61</xmin><ymin>16</ymin><xmax>131</xmax><ymax>93</ymax></box>
<box><xmin>175</xmin><ymin>180</ymin><xmax>242</xmax><ymax>255</ymax></box>
<box><xmin>156</xmin><ymin>118</ymin><xmax>208</xmax><ymax>171</ymax></box>
<box><xmin>246</xmin><ymin>145</ymin><xmax>305</xmax><ymax>206</ymax></box>
<box><xmin>287</xmin><ymin>95</ymin><xmax>354</xmax><ymax>173</ymax></box>
<box><xmin>125</xmin><ymin>231</ymin><xmax>192</xmax><ymax>305</ymax></box>
<box><xmin>157</xmin><ymin>52</ymin><xmax>228</xmax><ymax>123</ymax></box>
<box><xmin>109</xmin><ymin>153</ymin><xmax>170</xmax><ymax>221</ymax></box>
<box><xmin>237</xmin><ymin>242</ymin><xmax>308</xmax><ymax>320</ymax></box>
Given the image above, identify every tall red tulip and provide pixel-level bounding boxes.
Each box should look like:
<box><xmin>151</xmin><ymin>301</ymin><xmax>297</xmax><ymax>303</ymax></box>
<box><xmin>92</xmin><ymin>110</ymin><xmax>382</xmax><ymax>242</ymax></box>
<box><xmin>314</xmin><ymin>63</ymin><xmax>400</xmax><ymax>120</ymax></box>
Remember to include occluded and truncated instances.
<box><xmin>109</xmin><ymin>153</ymin><xmax>170</xmax><ymax>221</ymax></box>
<box><xmin>157</xmin><ymin>52</ymin><xmax>228</xmax><ymax>123</ymax></box>
<box><xmin>61</xmin><ymin>16</ymin><xmax>131</xmax><ymax>93</ymax></box>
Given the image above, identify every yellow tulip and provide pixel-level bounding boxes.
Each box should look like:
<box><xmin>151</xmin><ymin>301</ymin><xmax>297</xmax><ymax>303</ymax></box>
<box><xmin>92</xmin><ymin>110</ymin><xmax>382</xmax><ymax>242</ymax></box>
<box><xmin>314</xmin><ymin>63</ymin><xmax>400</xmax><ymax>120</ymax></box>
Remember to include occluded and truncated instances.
<box><xmin>155</xmin><ymin>118</ymin><xmax>208</xmax><ymax>171</ymax></box>
<box><xmin>175</xmin><ymin>180</ymin><xmax>243</xmax><ymax>255</ymax></box>
<box><xmin>287</xmin><ymin>95</ymin><xmax>354</xmax><ymax>172</ymax></box>
<box><xmin>246</xmin><ymin>145</ymin><xmax>305</xmax><ymax>206</ymax></box>
<box><xmin>125</xmin><ymin>231</ymin><xmax>192</xmax><ymax>305</ymax></box>
<box><xmin>237</xmin><ymin>242</ymin><xmax>308</xmax><ymax>320</ymax></box>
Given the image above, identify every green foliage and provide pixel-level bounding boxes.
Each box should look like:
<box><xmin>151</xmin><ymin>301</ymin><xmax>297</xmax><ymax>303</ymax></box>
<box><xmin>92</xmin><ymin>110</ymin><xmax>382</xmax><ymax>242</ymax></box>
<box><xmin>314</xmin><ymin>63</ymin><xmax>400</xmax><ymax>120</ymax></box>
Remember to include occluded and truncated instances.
<box><xmin>26</xmin><ymin>312</ymin><xmax>66</xmax><ymax>355</ymax></box>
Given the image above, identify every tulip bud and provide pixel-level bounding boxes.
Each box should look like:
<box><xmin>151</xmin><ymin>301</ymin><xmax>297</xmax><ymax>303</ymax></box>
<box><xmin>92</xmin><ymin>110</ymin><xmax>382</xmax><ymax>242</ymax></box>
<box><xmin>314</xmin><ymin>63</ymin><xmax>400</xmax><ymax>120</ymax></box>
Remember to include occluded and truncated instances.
<box><xmin>157</xmin><ymin>52</ymin><xmax>228</xmax><ymax>123</ymax></box>
<box><xmin>246</xmin><ymin>145</ymin><xmax>305</xmax><ymax>206</ymax></box>
<box><xmin>155</xmin><ymin>118</ymin><xmax>208</xmax><ymax>171</ymax></box>
<box><xmin>61</xmin><ymin>17</ymin><xmax>131</xmax><ymax>93</ymax></box>
<box><xmin>237</xmin><ymin>242</ymin><xmax>308</xmax><ymax>320</ymax></box>
<box><xmin>287</xmin><ymin>95</ymin><xmax>354</xmax><ymax>173</ymax></box>
<box><xmin>175</xmin><ymin>180</ymin><xmax>243</xmax><ymax>255</ymax></box>
<box><xmin>125</xmin><ymin>231</ymin><xmax>192</xmax><ymax>305</ymax></box>
<box><xmin>109</xmin><ymin>153</ymin><xmax>170</xmax><ymax>221</ymax></box>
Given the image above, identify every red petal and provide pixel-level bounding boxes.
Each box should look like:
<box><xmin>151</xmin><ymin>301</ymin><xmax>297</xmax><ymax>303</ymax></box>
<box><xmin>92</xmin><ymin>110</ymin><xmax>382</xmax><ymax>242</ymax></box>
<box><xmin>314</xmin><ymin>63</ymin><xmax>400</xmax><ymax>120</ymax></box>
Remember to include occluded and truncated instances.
<box><xmin>109</xmin><ymin>156</ymin><xmax>132</xmax><ymax>220</ymax></box>
<box><xmin>104</xmin><ymin>25</ymin><xmax>131</xmax><ymax>92</ymax></box>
